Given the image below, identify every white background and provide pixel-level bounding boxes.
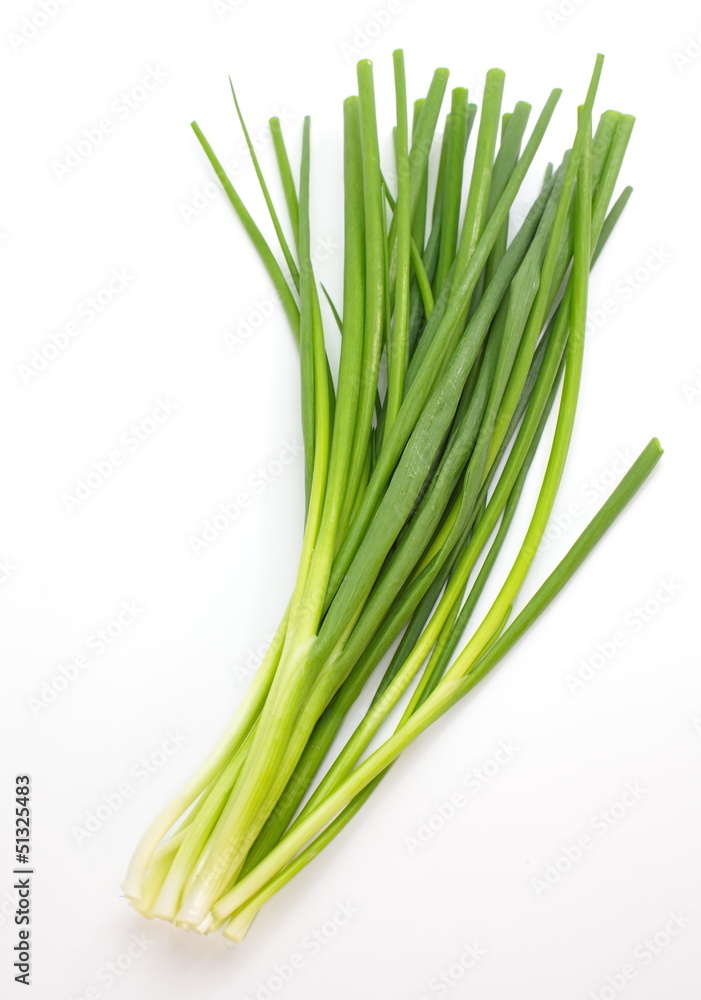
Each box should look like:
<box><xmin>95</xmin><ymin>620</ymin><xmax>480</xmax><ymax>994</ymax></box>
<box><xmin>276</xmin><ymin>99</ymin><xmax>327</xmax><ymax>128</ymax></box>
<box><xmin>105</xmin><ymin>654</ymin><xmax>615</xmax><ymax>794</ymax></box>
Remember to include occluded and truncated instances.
<box><xmin>1</xmin><ymin>0</ymin><xmax>700</xmax><ymax>997</ymax></box>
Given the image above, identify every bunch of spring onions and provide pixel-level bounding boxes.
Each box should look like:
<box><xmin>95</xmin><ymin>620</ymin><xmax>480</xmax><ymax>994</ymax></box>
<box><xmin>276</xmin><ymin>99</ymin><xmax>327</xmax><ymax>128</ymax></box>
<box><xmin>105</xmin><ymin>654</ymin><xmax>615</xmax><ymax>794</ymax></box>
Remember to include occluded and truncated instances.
<box><xmin>123</xmin><ymin>52</ymin><xmax>662</xmax><ymax>940</ymax></box>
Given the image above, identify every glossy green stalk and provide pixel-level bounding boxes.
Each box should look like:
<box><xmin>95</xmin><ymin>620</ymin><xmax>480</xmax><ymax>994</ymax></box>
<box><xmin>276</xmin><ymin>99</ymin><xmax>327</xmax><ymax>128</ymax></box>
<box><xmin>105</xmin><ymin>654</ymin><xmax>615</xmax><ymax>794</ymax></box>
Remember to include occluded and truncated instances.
<box><xmin>407</xmin><ymin>67</ymin><xmax>450</xmax><ymax>220</ymax></box>
<box><xmin>483</xmin><ymin>104</ymin><xmax>531</xmax><ymax>282</ymax></box>
<box><xmin>385</xmin><ymin>50</ymin><xmax>412</xmax><ymax>435</ymax></box>
<box><xmin>381</xmin><ymin>177</ymin><xmax>435</xmax><ymax>318</ymax></box>
<box><xmin>433</xmin><ymin>87</ymin><xmax>469</xmax><ymax>293</ymax></box>
<box><xmin>410</xmin><ymin>98</ymin><xmax>428</xmax><ymax>253</ymax></box>
<box><xmin>338</xmin><ymin>60</ymin><xmax>386</xmax><ymax>531</ymax></box>
<box><xmin>190</xmin><ymin>122</ymin><xmax>300</xmax><ymax>341</ymax></box>
<box><xmin>269</xmin><ymin>116</ymin><xmax>300</xmax><ymax>249</ymax></box>
<box><xmin>229</xmin><ymin>81</ymin><xmax>299</xmax><ymax>287</ymax></box>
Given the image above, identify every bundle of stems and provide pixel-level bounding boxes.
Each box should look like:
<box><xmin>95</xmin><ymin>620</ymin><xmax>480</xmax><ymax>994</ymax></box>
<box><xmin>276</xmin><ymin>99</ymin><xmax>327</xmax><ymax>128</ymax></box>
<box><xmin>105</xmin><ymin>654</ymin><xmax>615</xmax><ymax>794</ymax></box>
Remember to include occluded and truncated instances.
<box><xmin>123</xmin><ymin>52</ymin><xmax>662</xmax><ymax>940</ymax></box>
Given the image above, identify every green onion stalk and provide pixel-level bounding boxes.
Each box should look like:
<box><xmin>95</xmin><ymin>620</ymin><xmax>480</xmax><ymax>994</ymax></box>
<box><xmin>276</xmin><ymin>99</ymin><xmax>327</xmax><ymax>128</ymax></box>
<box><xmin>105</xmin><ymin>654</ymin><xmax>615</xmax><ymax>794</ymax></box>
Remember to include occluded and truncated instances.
<box><xmin>123</xmin><ymin>52</ymin><xmax>662</xmax><ymax>939</ymax></box>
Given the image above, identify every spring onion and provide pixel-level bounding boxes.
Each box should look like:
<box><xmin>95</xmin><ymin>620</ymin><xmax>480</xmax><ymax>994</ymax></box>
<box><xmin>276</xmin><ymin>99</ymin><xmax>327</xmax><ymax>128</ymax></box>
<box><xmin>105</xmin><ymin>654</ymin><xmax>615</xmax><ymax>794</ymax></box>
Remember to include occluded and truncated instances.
<box><xmin>123</xmin><ymin>52</ymin><xmax>662</xmax><ymax>940</ymax></box>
